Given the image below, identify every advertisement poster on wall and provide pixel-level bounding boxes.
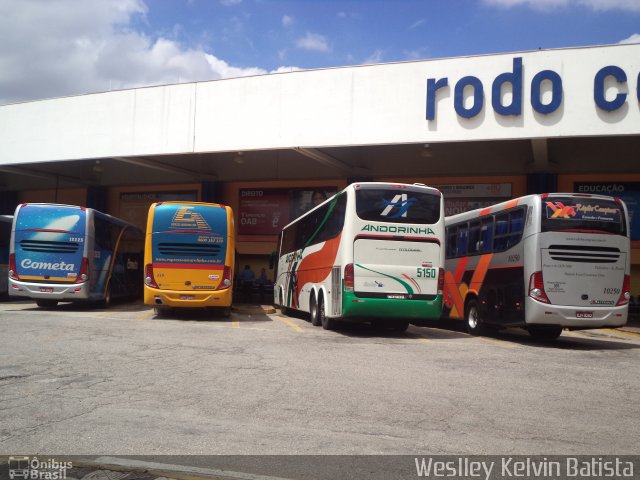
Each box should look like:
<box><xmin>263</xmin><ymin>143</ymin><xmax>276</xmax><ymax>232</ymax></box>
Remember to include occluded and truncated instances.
<box><xmin>574</xmin><ymin>182</ymin><xmax>640</xmax><ymax>240</ymax></box>
<box><xmin>436</xmin><ymin>183</ymin><xmax>512</xmax><ymax>216</ymax></box>
<box><xmin>238</xmin><ymin>188</ymin><xmax>337</xmax><ymax>235</ymax></box>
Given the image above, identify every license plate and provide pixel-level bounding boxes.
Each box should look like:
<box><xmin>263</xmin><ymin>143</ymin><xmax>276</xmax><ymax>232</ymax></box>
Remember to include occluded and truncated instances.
<box><xmin>576</xmin><ymin>311</ymin><xmax>593</xmax><ymax>318</ymax></box>
<box><xmin>39</xmin><ymin>287</ymin><xmax>53</xmax><ymax>293</ymax></box>
<box><xmin>387</xmin><ymin>294</ymin><xmax>405</xmax><ymax>299</ymax></box>
<box><xmin>179</xmin><ymin>295</ymin><xmax>195</xmax><ymax>300</ymax></box>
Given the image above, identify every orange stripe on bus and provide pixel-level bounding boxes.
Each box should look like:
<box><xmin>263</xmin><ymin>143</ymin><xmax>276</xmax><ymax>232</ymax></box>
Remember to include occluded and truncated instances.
<box><xmin>444</xmin><ymin>270</ymin><xmax>465</xmax><ymax>319</ymax></box>
<box><xmin>469</xmin><ymin>254</ymin><xmax>493</xmax><ymax>294</ymax></box>
<box><xmin>453</xmin><ymin>256</ymin><xmax>469</xmax><ymax>283</ymax></box>
<box><xmin>502</xmin><ymin>198</ymin><xmax>520</xmax><ymax>210</ymax></box>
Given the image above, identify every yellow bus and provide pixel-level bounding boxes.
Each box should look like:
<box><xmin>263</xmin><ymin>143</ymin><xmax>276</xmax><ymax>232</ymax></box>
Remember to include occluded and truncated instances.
<box><xmin>143</xmin><ymin>202</ymin><xmax>235</xmax><ymax>316</ymax></box>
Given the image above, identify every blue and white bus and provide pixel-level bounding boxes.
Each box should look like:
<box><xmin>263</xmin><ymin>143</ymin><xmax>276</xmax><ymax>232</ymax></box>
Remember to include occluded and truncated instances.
<box><xmin>9</xmin><ymin>203</ymin><xmax>144</xmax><ymax>308</ymax></box>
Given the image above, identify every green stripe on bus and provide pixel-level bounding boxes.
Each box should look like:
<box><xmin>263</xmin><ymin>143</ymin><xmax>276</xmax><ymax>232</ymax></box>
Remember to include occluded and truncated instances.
<box><xmin>354</xmin><ymin>263</ymin><xmax>414</xmax><ymax>294</ymax></box>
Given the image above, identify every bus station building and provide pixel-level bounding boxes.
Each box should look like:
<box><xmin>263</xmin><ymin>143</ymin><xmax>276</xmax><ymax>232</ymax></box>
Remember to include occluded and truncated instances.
<box><xmin>1</xmin><ymin>43</ymin><xmax>640</xmax><ymax>291</ymax></box>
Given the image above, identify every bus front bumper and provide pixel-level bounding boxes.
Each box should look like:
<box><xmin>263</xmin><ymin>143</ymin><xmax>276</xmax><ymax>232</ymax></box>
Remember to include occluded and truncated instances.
<box><xmin>144</xmin><ymin>286</ymin><xmax>232</xmax><ymax>309</ymax></box>
<box><xmin>525</xmin><ymin>297</ymin><xmax>628</xmax><ymax>328</ymax></box>
<box><xmin>9</xmin><ymin>279</ymin><xmax>90</xmax><ymax>300</ymax></box>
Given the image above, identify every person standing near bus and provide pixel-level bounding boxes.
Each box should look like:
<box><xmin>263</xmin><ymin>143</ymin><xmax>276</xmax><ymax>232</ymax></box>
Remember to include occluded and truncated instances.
<box><xmin>257</xmin><ymin>267</ymin><xmax>268</xmax><ymax>303</ymax></box>
<box><xmin>240</xmin><ymin>264</ymin><xmax>255</xmax><ymax>303</ymax></box>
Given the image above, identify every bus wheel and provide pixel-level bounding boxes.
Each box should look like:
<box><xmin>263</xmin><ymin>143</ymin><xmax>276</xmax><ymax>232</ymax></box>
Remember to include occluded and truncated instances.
<box><xmin>98</xmin><ymin>286</ymin><xmax>111</xmax><ymax>309</ymax></box>
<box><xmin>393</xmin><ymin>320</ymin><xmax>410</xmax><ymax>332</ymax></box>
<box><xmin>279</xmin><ymin>289</ymin><xmax>290</xmax><ymax>316</ymax></box>
<box><xmin>465</xmin><ymin>299</ymin><xmax>485</xmax><ymax>336</ymax></box>
<box><xmin>310</xmin><ymin>294</ymin><xmax>321</xmax><ymax>326</ymax></box>
<box><xmin>319</xmin><ymin>295</ymin><xmax>336</xmax><ymax>330</ymax></box>
<box><xmin>528</xmin><ymin>325</ymin><xmax>562</xmax><ymax>341</ymax></box>
<box><xmin>154</xmin><ymin>306</ymin><xmax>170</xmax><ymax>318</ymax></box>
<box><xmin>36</xmin><ymin>300</ymin><xmax>57</xmax><ymax>308</ymax></box>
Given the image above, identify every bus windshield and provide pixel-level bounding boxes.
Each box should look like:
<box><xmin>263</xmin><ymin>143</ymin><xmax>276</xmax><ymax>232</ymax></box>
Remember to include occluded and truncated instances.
<box><xmin>541</xmin><ymin>196</ymin><xmax>627</xmax><ymax>236</ymax></box>
<box><xmin>14</xmin><ymin>205</ymin><xmax>86</xmax><ymax>281</ymax></box>
<box><xmin>355</xmin><ymin>186</ymin><xmax>441</xmax><ymax>224</ymax></box>
<box><xmin>151</xmin><ymin>203</ymin><xmax>228</xmax><ymax>266</ymax></box>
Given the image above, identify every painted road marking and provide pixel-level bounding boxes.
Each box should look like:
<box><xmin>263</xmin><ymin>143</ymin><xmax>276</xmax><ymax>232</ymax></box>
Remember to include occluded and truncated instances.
<box><xmin>275</xmin><ymin>315</ymin><xmax>304</xmax><ymax>333</ymax></box>
<box><xmin>475</xmin><ymin>336</ymin><xmax>517</xmax><ymax>349</ymax></box>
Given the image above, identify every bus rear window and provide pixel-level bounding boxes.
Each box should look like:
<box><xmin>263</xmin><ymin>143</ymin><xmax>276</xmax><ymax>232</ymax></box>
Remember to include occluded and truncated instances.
<box><xmin>355</xmin><ymin>188</ymin><xmax>441</xmax><ymax>224</ymax></box>
<box><xmin>541</xmin><ymin>197</ymin><xmax>627</xmax><ymax>236</ymax></box>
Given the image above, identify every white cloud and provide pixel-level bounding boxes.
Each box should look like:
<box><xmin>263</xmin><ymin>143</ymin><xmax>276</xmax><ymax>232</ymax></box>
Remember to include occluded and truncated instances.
<box><xmin>295</xmin><ymin>32</ymin><xmax>331</xmax><ymax>52</ymax></box>
<box><xmin>410</xmin><ymin>19</ymin><xmax>426</xmax><ymax>29</ymax></box>
<box><xmin>220</xmin><ymin>0</ymin><xmax>242</xmax><ymax>6</ymax></box>
<box><xmin>483</xmin><ymin>0</ymin><xmax>640</xmax><ymax>11</ymax></box>
<box><xmin>282</xmin><ymin>15</ymin><xmax>294</xmax><ymax>27</ymax></box>
<box><xmin>363</xmin><ymin>50</ymin><xmax>384</xmax><ymax>64</ymax></box>
<box><xmin>619</xmin><ymin>33</ymin><xmax>640</xmax><ymax>44</ymax></box>
<box><xmin>0</xmin><ymin>0</ymin><xmax>294</xmax><ymax>105</ymax></box>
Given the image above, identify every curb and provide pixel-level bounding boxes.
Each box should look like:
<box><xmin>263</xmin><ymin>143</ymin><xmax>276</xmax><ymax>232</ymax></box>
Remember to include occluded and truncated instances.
<box><xmin>67</xmin><ymin>457</ymin><xmax>292</xmax><ymax>480</ymax></box>
<box><xmin>232</xmin><ymin>304</ymin><xmax>276</xmax><ymax>315</ymax></box>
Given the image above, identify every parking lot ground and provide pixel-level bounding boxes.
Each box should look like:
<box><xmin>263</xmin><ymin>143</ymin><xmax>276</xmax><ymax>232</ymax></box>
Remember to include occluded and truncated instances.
<box><xmin>1</xmin><ymin>298</ymin><xmax>639</xmax><ymax>458</ymax></box>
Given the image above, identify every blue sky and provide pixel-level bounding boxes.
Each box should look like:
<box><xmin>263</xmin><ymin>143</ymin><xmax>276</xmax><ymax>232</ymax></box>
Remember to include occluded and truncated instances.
<box><xmin>0</xmin><ymin>0</ymin><xmax>638</xmax><ymax>105</ymax></box>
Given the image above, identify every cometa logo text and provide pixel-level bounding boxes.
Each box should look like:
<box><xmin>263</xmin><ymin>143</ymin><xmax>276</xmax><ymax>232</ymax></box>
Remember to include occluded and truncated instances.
<box><xmin>20</xmin><ymin>259</ymin><xmax>75</xmax><ymax>271</ymax></box>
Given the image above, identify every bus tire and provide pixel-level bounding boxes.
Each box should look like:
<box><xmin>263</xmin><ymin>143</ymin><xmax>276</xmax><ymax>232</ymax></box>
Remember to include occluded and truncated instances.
<box><xmin>465</xmin><ymin>299</ymin><xmax>486</xmax><ymax>336</ymax></box>
<box><xmin>393</xmin><ymin>320</ymin><xmax>410</xmax><ymax>332</ymax></box>
<box><xmin>319</xmin><ymin>295</ymin><xmax>336</xmax><ymax>330</ymax></box>
<box><xmin>528</xmin><ymin>325</ymin><xmax>562</xmax><ymax>341</ymax></box>
<box><xmin>310</xmin><ymin>293</ymin><xmax>321</xmax><ymax>326</ymax></box>
<box><xmin>279</xmin><ymin>289</ymin><xmax>290</xmax><ymax>316</ymax></box>
<box><xmin>36</xmin><ymin>299</ymin><xmax>57</xmax><ymax>308</ymax></box>
<box><xmin>154</xmin><ymin>306</ymin><xmax>170</xmax><ymax>318</ymax></box>
<box><xmin>98</xmin><ymin>286</ymin><xmax>112</xmax><ymax>309</ymax></box>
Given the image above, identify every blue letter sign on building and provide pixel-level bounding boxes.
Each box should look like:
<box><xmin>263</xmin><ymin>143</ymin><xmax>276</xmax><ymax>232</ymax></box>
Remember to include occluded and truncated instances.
<box><xmin>426</xmin><ymin>56</ymin><xmax>639</xmax><ymax>121</ymax></box>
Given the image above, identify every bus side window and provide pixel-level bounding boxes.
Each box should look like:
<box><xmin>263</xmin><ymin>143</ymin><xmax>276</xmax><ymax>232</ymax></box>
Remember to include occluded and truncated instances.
<box><xmin>506</xmin><ymin>209</ymin><xmax>525</xmax><ymax>248</ymax></box>
<box><xmin>480</xmin><ymin>217</ymin><xmax>493</xmax><ymax>253</ymax></box>
<box><xmin>468</xmin><ymin>220</ymin><xmax>481</xmax><ymax>255</ymax></box>
<box><xmin>493</xmin><ymin>217</ymin><xmax>509</xmax><ymax>251</ymax></box>
<box><xmin>446</xmin><ymin>226</ymin><xmax>457</xmax><ymax>258</ymax></box>
<box><xmin>457</xmin><ymin>224</ymin><xmax>468</xmax><ymax>256</ymax></box>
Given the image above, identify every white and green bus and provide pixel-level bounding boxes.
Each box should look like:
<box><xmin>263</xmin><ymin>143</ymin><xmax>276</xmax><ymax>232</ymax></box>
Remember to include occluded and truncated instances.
<box><xmin>274</xmin><ymin>182</ymin><xmax>445</xmax><ymax>331</ymax></box>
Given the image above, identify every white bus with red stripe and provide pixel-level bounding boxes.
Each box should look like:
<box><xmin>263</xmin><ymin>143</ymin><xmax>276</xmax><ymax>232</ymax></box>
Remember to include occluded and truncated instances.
<box><xmin>443</xmin><ymin>193</ymin><xmax>630</xmax><ymax>340</ymax></box>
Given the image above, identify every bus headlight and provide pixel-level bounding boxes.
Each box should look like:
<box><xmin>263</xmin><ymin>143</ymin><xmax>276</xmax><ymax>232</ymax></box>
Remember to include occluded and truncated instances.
<box><xmin>223</xmin><ymin>278</ymin><xmax>231</xmax><ymax>287</ymax></box>
<box><xmin>145</xmin><ymin>276</ymin><xmax>152</xmax><ymax>286</ymax></box>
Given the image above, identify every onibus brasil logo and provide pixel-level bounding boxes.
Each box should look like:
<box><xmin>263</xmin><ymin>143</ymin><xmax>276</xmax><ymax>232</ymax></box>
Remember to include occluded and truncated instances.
<box><xmin>8</xmin><ymin>457</ymin><xmax>72</xmax><ymax>479</ymax></box>
<box><xmin>380</xmin><ymin>194</ymin><xmax>417</xmax><ymax>218</ymax></box>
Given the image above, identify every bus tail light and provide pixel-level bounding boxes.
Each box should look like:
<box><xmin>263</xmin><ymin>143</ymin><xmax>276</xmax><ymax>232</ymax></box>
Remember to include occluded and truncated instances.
<box><xmin>75</xmin><ymin>257</ymin><xmax>89</xmax><ymax>283</ymax></box>
<box><xmin>344</xmin><ymin>263</ymin><xmax>354</xmax><ymax>292</ymax></box>
<box><xmin>616</xmin><ymin>274</ymin><xmax>631</xmax><ymax>306</ymax></box>
<box><xmin>528</xmin><ymin>271</ymin><xmax>550</xmax><ymax>304</ymax></box>
<box><xmin>9</xmin><ymin>253</ymin><xmax>19</xmax><ymax>280</ymax></box>
<box><xmin>145</xmin><ymin>264</ymin><xmax>158</xmax><ymax>288</ymax></box>
<box><xmin>437</xmin><ymin>268</ymin><xmax>444</xmax><ymax>295</ymax></box>
<box><xmin>217</xmin><ymin>266</ymin><xmax>232</xmax><ymax>290</ymax></box>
